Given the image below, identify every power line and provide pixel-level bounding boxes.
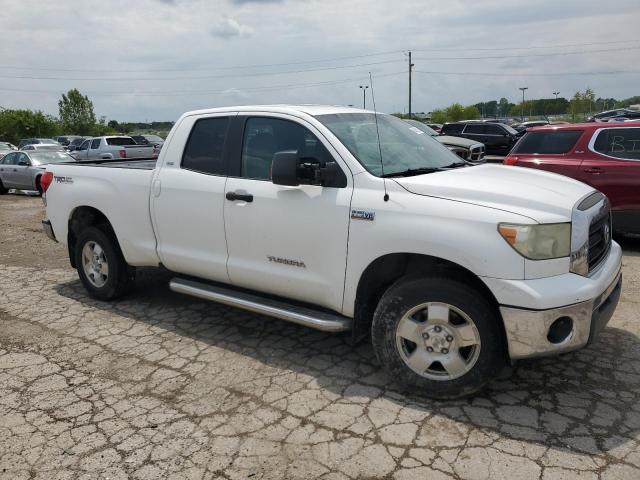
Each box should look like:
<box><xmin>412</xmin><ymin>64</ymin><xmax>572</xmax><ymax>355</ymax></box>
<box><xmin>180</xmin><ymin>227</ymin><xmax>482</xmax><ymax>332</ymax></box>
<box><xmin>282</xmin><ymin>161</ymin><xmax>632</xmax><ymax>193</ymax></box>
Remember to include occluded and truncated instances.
<box><xmin>413</xmin><ymin>69</ymin><xmax>640</xmax><ymax>77</ymax></box>
<box><xmin>412</xmin><ymin>45</ymin><xmax>640</xmax><ymax>61</ymax></box>
<box><xmin>3</xmin><ymin>39</ymin><xmax>639</xmax><ymax>74</ymax></box>
<box><xmin>0</xmin><ymin>50</ymin><xmax>404</xmax><ymax>74</ymax></box>
<box><xmin>0</xmin><ymin>72</ymin><xmax>406</xmax><ymax>97</ymax></box>
<box><xmin>412</xmin><ymin>38</ymin><xmax>640</xmax><ymax>52</ymax></box>
<box><xmin>0</xmin><ymin>59</ymin><xmax>404</xmax><ymax>82</ymax></box>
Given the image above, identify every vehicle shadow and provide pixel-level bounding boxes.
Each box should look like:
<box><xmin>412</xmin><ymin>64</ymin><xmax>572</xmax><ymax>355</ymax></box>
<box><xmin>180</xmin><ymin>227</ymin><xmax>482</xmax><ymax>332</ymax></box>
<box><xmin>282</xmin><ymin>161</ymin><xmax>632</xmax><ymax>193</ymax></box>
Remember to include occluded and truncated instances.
<box><xmin>617</xmin><ymin>234</ymin><xmax>640</xmax><ymax>254</ymax></box>
<box><xmin>53</xmin><ymin>268</ymin><xmax>640</xmax><ymax>456</ymax></box>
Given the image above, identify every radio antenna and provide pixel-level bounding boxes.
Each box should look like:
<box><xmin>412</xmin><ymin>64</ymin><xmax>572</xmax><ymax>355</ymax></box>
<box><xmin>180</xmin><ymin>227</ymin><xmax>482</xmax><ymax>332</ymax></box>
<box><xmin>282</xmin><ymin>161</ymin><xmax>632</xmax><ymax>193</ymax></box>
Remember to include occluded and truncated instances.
<box><xmin>369</xmin><ymin>72</ymin><xmax>389</xmax><ymax>202</ymax></box>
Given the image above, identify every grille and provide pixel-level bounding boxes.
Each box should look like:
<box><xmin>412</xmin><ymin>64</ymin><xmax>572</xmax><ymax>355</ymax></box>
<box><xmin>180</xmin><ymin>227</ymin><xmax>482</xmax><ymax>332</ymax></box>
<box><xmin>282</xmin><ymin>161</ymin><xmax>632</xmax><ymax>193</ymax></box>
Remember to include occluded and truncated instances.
<box><xmin>588</xmin><ymin>212</ymin><xmax>611</xmax><ymax>272</ymax></box>
<box><xmin>469</xmin><ymin>145</ymin><xmax>485</xmax><ymax>161</ymax></box>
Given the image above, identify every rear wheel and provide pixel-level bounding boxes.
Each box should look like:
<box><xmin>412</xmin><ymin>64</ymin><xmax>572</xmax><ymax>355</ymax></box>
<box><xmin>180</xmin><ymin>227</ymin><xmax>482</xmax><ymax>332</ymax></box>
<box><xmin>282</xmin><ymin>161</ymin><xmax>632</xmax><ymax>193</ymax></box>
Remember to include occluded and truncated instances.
<box><xmin>74</xmin><ymin>226</ymin><xmax>134</xmax><ymax>301</ymax></box>
<box><xmin>372</xmin><ymin>276</ymin><xmax>505</xmax><ymax>399</ymax></box>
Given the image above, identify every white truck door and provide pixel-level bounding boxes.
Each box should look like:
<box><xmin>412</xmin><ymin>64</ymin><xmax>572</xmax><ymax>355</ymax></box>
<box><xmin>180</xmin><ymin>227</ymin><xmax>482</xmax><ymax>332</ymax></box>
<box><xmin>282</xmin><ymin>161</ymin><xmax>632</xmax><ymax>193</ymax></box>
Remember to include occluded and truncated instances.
<box><xmin>150</xmin><ymin>113</ymin><xmax>233</xmax><ymax>283</ymax></box>
<box><xmin>223</xmin><ymin>114</ymin><xmax>352</xmax><ymax>313</ymax></box>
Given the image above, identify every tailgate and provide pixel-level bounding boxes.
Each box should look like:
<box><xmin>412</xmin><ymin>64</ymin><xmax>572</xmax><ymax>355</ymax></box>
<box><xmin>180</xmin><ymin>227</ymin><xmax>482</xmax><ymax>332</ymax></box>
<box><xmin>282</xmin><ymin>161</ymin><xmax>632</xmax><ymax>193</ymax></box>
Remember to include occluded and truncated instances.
<box><xmin>124</xmin><ymin>145</ymin><xmax>155</xmax><ymax>158</ymax></box>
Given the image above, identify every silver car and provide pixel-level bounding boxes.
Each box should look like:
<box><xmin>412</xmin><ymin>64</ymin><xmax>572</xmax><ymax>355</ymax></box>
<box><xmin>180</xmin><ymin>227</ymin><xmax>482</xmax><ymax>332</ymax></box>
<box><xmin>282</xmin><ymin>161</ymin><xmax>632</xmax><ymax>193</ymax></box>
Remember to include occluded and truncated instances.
<box><xmin>0</xmin><ymin>142</ymin><xmax>17</xmax><ymax>160</ymax></box>
<box><xmin>0</xmin><ymin>150</ymin><xmax>75</xmax><ymax>194</ymax></box>
<box><xmin>21</xmin><ymin>143</ymin><xmax>66</xmax><ymax>152</ymax></box>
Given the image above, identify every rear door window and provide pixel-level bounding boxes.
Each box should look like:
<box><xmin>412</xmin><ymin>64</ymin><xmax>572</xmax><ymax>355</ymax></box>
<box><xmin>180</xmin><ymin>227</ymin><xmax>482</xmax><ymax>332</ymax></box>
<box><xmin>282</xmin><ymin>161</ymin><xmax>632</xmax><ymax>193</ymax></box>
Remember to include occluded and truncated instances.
<box><xmin>91</xmin><ymin>139</ymin><xmax>101</xmax><ymax>149</ymax></box>
<box><xmin>513</xmin><ymin>130</ymin><xmax>583</xmax><ymax>154</ymax></box>
<box><xmin>182</xmin><ymin>117</ymin><xmax>229</xmax><ymax>175</ymax></box>
<box><xmin>593</xmin><ymin>128</ymin><xmax>640</xmax><ymax>160</ymax></box>
<box><xmin>464</xmin><ymin>124</ymin><xmax>485</xmax><ymax>134</ymax></box>
<box><xmin>484</xmin><ymin>124</ymin><xmax>503</xmax><ymax>135</ymax></box>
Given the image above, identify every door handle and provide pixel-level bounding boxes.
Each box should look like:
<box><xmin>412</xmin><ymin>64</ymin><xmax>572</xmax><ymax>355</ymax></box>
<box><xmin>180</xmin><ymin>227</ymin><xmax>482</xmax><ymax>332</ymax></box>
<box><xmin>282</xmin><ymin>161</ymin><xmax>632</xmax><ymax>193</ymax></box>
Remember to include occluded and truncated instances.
<box><xmin>226</xmin><ymin>191</ymin><xmax>253</xmax><ymax>203</ymax></box>
<box><xmin>583</xmin><ymin>167</ymin><xmax>603</xmax><ymax>174</ymax></box>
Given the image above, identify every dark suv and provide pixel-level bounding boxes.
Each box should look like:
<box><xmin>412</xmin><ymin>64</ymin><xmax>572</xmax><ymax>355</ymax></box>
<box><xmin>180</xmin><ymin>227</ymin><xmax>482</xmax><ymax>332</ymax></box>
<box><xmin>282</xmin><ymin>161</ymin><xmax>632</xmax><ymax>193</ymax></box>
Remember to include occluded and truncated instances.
<box><xmin>440</xmin><ymin>122</ymin><xmax>519</xmax><ymax>155</ymax></box>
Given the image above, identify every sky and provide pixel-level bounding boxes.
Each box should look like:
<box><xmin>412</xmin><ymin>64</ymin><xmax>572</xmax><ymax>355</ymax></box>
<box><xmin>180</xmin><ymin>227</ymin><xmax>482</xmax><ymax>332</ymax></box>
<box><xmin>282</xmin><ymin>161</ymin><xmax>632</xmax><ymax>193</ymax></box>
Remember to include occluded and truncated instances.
<box><xmin>0</xmin><ymin>0</ymin><xmax>639</xmax><ymax>122</ymax></box>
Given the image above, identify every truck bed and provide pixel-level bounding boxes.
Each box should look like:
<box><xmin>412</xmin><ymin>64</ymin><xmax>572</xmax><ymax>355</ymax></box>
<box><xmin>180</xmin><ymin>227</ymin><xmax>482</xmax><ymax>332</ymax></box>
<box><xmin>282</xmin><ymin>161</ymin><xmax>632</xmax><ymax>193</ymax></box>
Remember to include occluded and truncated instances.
<box><xmin>70</xmin><ymin>158</ymin><xmax>158</xmax><ymax>170</ymax></box>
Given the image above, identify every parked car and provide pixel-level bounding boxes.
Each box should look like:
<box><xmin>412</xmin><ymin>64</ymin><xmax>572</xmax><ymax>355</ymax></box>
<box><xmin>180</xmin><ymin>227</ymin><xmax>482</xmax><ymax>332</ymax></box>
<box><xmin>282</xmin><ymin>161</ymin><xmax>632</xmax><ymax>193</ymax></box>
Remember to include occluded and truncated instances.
<box><xmin>0</xmin><ymin>142</ymin><xmax>17</xmax><ymax>159</ymax></box>
<box><xmin>55</xmin><ymin>135</ymin><xmax>84</xmax><ymax>147</ymax></box>
<box><xmin>67</xmin><ymin>137</ymin><xmax>89</xmax><ymax>152</ymax></box>
<box><xmin>426</xmin><ymin>123</ymin><xmax>442</xmax><ymax>133</ymax></box>
<box><xmin>405</xmin><ymin>120</ymin><xmax>485</xmax><ymax>163</ymax></box>
<box><xmin>588</xmin><ymin>109</ymin><xmax>640</xmax><ymax>123</ymax></box>
<box><xmin>131</xmin><ymin>134</ymin><xmax>165</xmax><ymax>149</ymax></box>
<box><xmin>504</xmin><ymin>121</ymin><xmax>640</xmax><ymax>235</ymax></box>
<box><xmin>17</xmin><ymin>138</ymin><xmax>58</xmax><ymax>149</ymax></box>
<box><xmin>512</xmin><ymin>120</ymin><xmax>550</xmax><ymax>134</ymax></box>
<box><xmin>21</xmin><ymin>144</ymin><xmax>66</xmax><ymax>152</ymax></box>
<box><xmin>41</xmin><ymin>105</ymin><xmax>621</xmax><ymax>398</ymax></box>
<box><xmin>71</xmin><ymin>136</ymin><xmax>157</xmax><ymax>161</ymax></box>
<box><xmin>441</xmin><ymin>121</ymin><xmax>519</xmax><ymax>155</ymax></box>
<box><xmin>0</xmin><ymin>150</ymin><xmax>75</xmax><ymax>194</ymax></box>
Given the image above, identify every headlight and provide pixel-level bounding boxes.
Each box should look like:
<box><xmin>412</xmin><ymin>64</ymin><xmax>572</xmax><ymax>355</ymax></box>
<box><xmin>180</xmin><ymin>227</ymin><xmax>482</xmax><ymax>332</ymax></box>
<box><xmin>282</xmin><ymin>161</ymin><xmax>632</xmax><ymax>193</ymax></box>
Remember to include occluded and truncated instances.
<box><xmin>498</xmin><ymin>223</ymin><xmax>571</xmax><ymax>260</ymax></box>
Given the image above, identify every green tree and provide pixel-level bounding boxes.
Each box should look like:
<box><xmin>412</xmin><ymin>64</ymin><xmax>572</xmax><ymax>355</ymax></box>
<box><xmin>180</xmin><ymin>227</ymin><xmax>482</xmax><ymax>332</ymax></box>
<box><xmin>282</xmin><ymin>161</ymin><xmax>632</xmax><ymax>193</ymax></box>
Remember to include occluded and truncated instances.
<box><xmin>462</xmin><ymin>105</ymin><xmax>480</xmax><ymax>120</ymax></box>
<box><xmin>445</xmin><ymin>103</ymin><xmax>465</xmax><ymax>122</ymax></box>
<box><xmin>430</xmin><ymin>109</ymin><xmax>447</xmax><ymax>124</ymax></box>
<box><xmin>58</xmin><ymin>88</ymin><xmax>96</xmax><ymax>134</ymax></box>
<box><xmin>0</xmin><ymin>109</ymin><xmax>61</xmax><ymax>145</ymax></box>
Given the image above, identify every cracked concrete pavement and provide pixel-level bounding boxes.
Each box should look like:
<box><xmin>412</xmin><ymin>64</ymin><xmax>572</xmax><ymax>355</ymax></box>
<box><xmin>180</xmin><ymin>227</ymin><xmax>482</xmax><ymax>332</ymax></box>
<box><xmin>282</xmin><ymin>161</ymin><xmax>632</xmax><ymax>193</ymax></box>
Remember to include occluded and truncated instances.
<box><xmin>1</xmin><ymin>194</ymin><xmax>639</xmax><ymax>479</ymax></box>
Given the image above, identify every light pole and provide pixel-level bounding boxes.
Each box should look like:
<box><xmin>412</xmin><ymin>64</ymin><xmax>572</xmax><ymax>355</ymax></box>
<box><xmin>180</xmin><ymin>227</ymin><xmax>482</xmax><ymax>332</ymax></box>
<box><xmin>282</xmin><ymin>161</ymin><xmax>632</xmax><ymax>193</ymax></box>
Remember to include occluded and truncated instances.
<box><xmin>359</xmin><ymin>85</ymin><xmax>369</xmax><ymax>109</ymax></box>
<box><xmin>553</xmin><ymin>91</ymin><xmax>560</xmax><ymax>100</ymax></box>
<box><xmin>519</xmin><ymin>87</ymin><xmax>528</xmax><ymax>121</ymax></box>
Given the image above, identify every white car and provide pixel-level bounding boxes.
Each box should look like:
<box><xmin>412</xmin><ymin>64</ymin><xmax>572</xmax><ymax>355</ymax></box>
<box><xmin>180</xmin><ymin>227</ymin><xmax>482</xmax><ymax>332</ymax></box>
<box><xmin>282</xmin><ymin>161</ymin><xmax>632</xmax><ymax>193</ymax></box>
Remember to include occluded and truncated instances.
<box><xmin>41</xmin><ymin>105</ymin><xmax>622</xmax><ymax>398</ymax></box>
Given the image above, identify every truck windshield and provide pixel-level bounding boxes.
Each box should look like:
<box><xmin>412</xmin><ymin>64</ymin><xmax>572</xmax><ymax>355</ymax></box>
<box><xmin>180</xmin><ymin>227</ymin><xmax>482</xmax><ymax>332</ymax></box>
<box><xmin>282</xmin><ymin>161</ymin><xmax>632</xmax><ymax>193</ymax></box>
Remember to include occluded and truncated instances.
<box><xmin>315</xmin><ymin>113</ymin><xmax>458</xmax><ymax>177</ymax></box>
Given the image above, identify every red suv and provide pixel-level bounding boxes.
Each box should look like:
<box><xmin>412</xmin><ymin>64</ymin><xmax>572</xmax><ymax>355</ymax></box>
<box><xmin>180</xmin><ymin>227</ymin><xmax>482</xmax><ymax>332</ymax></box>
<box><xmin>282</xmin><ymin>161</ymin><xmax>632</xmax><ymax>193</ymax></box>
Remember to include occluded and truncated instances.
<box><xmin>504</xmin><ymin>122</ymin><xmax>640</xmax><ymax>235</ymax></box>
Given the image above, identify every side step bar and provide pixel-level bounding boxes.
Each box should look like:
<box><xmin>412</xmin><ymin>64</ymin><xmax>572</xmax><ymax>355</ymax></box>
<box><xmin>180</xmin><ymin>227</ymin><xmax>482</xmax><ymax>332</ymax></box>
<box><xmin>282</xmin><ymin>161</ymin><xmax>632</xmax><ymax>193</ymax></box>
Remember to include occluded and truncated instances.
<box><xmin>169</xmin><ymin>278</ymin><xmax>352</xmax><ymax>333</ymax></box>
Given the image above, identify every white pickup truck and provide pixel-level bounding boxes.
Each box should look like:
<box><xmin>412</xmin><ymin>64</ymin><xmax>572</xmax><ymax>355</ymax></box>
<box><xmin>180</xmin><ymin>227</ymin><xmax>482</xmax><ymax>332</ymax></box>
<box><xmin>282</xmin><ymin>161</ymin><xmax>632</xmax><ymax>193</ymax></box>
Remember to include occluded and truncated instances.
<box><xmin>41</xmin><ymin>105</ymin><xmax>622</xmax><ymax>398</ymax></box>
<box><xmin>71</xmin><ymin>136</ymin><xmax>157</xmax><ymax>161</ymax></box>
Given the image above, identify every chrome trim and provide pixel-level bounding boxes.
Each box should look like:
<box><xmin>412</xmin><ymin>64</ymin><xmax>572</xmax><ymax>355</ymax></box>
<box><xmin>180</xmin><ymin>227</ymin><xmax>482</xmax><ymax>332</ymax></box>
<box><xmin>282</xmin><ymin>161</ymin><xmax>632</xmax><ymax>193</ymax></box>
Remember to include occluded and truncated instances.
<box><xmin>501</xmin><ymin>269</ymin><xmax>621</xmax><ymax>359</ymax></box>
<box><xmin>570</xmin><ymin>192</ymin><xmax>610</xmax><ymax>276</ymax></box>
<box><xmin>170</xmin><ymin>278</ymin><xmax>352</xmax><ymax>332</ymax></box>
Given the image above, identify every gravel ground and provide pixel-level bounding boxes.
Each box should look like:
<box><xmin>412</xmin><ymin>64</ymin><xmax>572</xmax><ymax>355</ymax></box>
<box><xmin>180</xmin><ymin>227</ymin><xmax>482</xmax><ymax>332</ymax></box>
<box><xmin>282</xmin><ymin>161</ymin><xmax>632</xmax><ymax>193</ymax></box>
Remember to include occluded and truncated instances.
<box><xmin>1</xmin><ymin>193</ymin><xmax>639</xmax><ymax>480</ymax></box>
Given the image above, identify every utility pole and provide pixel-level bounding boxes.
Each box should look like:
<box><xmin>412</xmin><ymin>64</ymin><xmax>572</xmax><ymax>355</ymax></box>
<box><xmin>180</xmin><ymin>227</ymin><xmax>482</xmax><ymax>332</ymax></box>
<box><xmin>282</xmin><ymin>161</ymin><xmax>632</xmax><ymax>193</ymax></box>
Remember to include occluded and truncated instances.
<box><xmin>359</xmin><ymin>85</ymin><xmax>369</xmax><ymax>109</ymax></box>
<box><xmin>408</xmin><ymin>51</ymin><xmax>414</xmax><ymax>119</ymax></box>
<box><xmin>519</xmin><ymin>87</ymin><xmax>528</xmax><ymax>121</ymax></box>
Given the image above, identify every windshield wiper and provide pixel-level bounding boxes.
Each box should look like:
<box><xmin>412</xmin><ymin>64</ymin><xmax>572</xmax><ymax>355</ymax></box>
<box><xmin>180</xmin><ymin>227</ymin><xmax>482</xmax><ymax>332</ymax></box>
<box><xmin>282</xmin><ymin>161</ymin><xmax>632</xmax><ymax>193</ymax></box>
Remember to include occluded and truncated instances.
<box><xmin>381</xmin><ymin>167</ymin><xmax>441</xmax><ymax>178</ymax></box>
<box><xmin>440</xmin><ymin>160</ymin><xmax>468</xmax><ymax>169</ymax></box>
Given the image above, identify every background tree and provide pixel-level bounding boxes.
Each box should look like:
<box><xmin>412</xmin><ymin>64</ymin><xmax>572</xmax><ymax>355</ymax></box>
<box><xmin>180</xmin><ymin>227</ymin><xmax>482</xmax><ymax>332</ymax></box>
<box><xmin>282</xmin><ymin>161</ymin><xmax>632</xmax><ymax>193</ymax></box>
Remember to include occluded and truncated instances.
<box><xmin>58</xmin><ymin>89</ymin><xmax>96</xmax><ymax>134</ymax></box>
<box><xmin>0</xmin><ymin>109</ymin><xmax>61</xmax><ymax>145</ymax></box>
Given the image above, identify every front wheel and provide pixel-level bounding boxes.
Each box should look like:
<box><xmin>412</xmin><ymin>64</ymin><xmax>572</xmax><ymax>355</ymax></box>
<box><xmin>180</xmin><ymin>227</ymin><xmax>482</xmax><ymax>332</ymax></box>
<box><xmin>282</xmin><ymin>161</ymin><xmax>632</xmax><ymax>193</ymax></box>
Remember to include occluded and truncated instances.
<box><xmin>0</xmin><ymin>178</ymin><xmax>7</xmax><ymax>194</ymax></box>
<box><xmin>372</xmin><ymin>276</ymin><xmax>505</xmax><ymax>399</ymax></box>
<box><xmin>74</xmin><ymin>226</ymin><xmax>134</xmax><ymax>301</ymax></box>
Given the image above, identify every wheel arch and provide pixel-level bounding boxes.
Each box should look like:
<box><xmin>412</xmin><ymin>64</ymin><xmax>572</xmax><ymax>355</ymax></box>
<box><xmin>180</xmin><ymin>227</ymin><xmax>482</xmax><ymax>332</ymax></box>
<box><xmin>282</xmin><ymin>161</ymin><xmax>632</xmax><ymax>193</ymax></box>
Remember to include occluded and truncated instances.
<box><xmin>351</xmin><ymin>252</ymin><xmax>504</xmax><ymax>344</ymax></box>
<box><xmin>67</xmin><ymin>206</ymin><xmax>119</xmax><ymax>269</ymax></box>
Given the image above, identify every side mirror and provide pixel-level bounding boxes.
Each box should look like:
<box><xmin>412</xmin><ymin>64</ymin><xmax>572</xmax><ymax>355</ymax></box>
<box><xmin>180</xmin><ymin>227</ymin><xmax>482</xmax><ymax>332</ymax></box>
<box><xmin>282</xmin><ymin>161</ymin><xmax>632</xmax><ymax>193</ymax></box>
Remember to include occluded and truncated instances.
<box><xmin>271</xmin><ymin>150</ymin><xmax>300</xmax><ymax>186</ymax></box>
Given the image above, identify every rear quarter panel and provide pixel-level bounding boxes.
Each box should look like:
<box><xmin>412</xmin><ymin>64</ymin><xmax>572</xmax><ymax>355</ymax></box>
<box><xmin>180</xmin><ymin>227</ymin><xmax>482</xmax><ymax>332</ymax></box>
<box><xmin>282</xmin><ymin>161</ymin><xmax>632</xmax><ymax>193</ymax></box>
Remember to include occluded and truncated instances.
<box><xmin>45</xmin><ymin>164</ymin><xmax>160</xmax><ymax>266</ymax></box>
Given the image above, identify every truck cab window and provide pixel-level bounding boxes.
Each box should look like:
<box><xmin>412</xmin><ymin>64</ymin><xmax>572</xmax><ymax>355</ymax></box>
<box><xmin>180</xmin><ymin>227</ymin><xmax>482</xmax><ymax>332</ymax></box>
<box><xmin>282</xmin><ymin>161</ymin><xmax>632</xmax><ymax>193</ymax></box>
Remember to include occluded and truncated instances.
<box><xmin>91</xmin><ymin>139</ymin><xmax>101</xmax><ymax>149</ymax></box>
<box><xmin>182</xmin><ymin>117</ymin><xmax>229</xmax><ymax>175</ymax></box>
<box><xmin>241</xmin><ymin>117</ymin><xmax>334</xmax><ymax>181</ymax></box>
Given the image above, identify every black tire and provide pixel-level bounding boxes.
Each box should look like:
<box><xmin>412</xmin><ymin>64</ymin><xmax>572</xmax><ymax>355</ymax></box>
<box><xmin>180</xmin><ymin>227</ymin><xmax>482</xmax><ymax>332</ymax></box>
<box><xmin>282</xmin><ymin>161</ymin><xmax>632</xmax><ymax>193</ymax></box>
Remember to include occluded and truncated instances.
<box><xmin>35</xmin><ymin>176</ymin><xmax>43</xmax><ymax>196</ymax></box>
<box><xmin>0</xmin><ymin>179</ymin><xmax>7</xmax><ymax>194</ymax></box>
<box><xmin>372</xmin><ymin>276</ymin><xmax>505</xmax><ymax>399</ymax></box>
<box><xmin>74</xmin><ymin>225</ymin><xmax>134</xmax><ymax>301</ymax></box>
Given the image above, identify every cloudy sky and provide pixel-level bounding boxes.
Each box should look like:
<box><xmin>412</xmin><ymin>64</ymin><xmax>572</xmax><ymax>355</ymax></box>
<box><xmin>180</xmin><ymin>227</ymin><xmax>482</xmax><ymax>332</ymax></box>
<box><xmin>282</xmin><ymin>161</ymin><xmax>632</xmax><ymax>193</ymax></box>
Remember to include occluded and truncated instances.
<box><xmin>1</xmin><ymin>0</ymin><xmax>639</xmax><ymax>122</ymax></box>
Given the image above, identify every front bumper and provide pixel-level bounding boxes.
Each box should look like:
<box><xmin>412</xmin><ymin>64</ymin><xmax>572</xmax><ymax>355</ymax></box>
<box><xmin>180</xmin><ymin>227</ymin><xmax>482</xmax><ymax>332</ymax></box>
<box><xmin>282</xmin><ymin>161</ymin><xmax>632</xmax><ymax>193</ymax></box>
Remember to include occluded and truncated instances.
<box><xmin>42</xmin><ymin>219</ymin><xmax>57</xmax><ymax>242</ymax></box>
<box><xmin>490</xmin><ymin>242</ymin><xmax>623</xmax><ymax>359</ymax></box>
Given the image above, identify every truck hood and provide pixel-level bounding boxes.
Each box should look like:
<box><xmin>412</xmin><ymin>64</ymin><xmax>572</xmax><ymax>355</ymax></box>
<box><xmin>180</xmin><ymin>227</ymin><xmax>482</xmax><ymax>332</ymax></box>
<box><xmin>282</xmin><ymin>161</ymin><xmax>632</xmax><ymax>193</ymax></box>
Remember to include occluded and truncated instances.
<box><xmin>393</xmin><ymin>164</ymin><xmax>594</xmax><ymax>223</ymax></box>
<box><xmin>436</xmin><ymin>135</ymin><xmax>481</xmax><ymax>148</ymax></box>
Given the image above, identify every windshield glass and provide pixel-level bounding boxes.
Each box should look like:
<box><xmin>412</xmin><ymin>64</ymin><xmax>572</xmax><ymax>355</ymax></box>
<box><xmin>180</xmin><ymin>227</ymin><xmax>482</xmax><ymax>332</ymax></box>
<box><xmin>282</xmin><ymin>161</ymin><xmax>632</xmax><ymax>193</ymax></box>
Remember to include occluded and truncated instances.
<box><xmin>404</xmin><ymin>119</ymin><xmax>438</xmax><ymax>136</ymax></box>
<box><xmin>316</xmin><ymin>113</ymin><xmax>458</xmax><ymax>176</ymax></box>
<box><xmin>30</xmin><ymin>152</ymin><xmax>74</xmax><ymax>165</ymax></box>
<box><xmin>0</xmin><ymin>143</ymin><xmax>14</xmax><ymax>151</ymax></box>
<box><xmin>499</xmin><ymin>124</ymin><xmax>518</xmax><ymax>135</ymax></box>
